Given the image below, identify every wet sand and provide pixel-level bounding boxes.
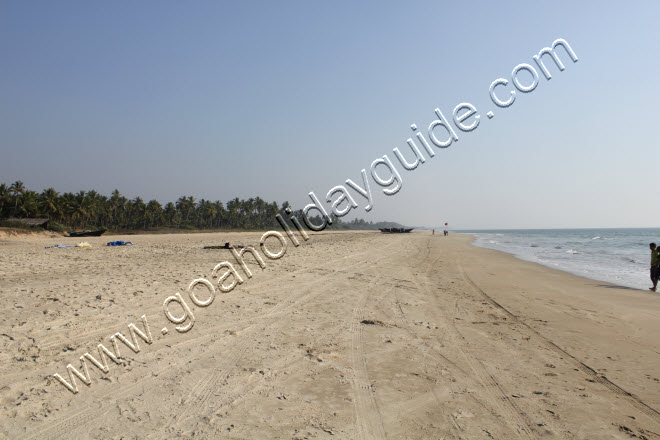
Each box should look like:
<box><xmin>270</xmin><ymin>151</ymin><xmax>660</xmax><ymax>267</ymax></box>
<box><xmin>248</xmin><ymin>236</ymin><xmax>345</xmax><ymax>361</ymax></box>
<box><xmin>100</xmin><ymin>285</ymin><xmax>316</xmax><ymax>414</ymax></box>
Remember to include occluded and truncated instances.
<box><xmin>1</xmin><ymin>231</ymin><xmax>659</xmax><ymax>439</ymax></box>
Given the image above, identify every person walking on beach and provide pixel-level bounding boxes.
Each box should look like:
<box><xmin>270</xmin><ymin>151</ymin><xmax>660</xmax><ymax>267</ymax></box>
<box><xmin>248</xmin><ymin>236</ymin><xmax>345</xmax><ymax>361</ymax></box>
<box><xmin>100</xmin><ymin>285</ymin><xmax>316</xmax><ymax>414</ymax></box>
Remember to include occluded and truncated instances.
<box><xmin>650</xmin><ymin>243</ymin><xmax>659</xmax><ymax>292</ymax></box>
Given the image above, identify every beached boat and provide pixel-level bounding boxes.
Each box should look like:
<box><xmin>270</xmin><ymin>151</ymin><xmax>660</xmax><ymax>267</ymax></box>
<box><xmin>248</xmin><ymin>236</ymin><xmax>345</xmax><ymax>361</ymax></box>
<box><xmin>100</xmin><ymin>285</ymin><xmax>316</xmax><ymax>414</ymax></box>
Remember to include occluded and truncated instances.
<box><xmin>379</xmin><ymin>228</ymin><xmax>413</xmax><ymax>233</ymax></box>
<box><xmin>66</xmin><ymin>228</ymin><xmax>107</xmax><ymax>237</ymax></box>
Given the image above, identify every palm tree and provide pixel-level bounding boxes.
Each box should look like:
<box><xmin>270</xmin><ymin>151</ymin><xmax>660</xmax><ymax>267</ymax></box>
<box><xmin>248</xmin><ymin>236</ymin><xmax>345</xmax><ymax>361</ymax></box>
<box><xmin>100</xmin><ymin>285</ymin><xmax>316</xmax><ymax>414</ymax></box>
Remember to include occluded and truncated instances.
<box><xmin>72</xmin><ymin>191</ymin><xmax>92</xmax><ymax>228</ymax></box>
<box><xmin>175</xmin><ymin>196</ymin><xmax>195</xmax><ymax>227</ymax></box>
<box><xmin>0</xmin><ymin>184</ymin><xmax>10</xmax><ymax>218</ymax></box>
<box><xmin>146</xmin><ymin>200</ymin><xmax>163</xmax><ymax>228</ymax></box>
<box><xmin>59</xmin><ymin>192</ymin><xmax>75</xmax><ymax>225</ymax></box>
<box><xmin>198</xmin><ymin>199</ymin><xmax>217</xmax><ymax>228</ymax></box>
<box><xmin>213</xmin><ymin>201</ymin><xmax>226</xmax><ymax>228</ymax></box>
<box><xmin>108</xmin><ymin>190</ymin><xmax>121</xmax><ymax>225</ymax></box>
<box><xmin>9</xmin><ymin>181</ymin><xmax>25</xmax><ymax>216</ymax></box>
<box><xmin>22</xmin><ymin>191</ymin><xmax>40</xmax><ymax>217</ymax></box>
<box><xmin>129</xmin><ymin>197</ymin><xmax>146</xmax><ymax>229</ymax></box>
<box><xmin>85</xmin><ymin>190</ymin><xmax>102</xmax><ymax>226</ymax></box>
<box><xmin>175</xmin><ymin>196</ymin><xmax>187</xmax><ymax>227</ymax></box>
<box><xmin>39</xmin><ymin>188</ymin><xmax>60</xmax><ymax>220</ymax></box>
<box><xmin>227</xmin><ymin>197</ymin><xmax>241</xmax><ymax>228</ymax></box>
<box><xmin>164</xmin><ymin>202</ymin><xmax>177</xmax><ymax>227</ymax></box>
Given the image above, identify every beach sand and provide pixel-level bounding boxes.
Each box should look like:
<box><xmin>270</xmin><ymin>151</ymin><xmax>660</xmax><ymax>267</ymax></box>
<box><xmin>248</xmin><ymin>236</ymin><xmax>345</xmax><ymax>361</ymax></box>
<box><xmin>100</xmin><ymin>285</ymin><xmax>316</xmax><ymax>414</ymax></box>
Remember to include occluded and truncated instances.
<box><xmin>1</xmin><ymin>230</ymin><xmax>659</xmax><ymax>439</ymax></box>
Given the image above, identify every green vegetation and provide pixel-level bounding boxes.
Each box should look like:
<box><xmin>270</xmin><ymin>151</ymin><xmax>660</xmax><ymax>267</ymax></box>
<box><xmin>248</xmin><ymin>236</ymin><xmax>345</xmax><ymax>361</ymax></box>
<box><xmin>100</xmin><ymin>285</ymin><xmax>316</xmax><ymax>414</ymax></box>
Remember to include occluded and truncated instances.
<box><xmin>0</xmin><ymin>219</ymin><xmax>33</xmax><ymax>229</ymax></box>
<box><xmin>0</xmin><ymin>181</ymin><xmax>402</xmax><ymax>232</ymax></box>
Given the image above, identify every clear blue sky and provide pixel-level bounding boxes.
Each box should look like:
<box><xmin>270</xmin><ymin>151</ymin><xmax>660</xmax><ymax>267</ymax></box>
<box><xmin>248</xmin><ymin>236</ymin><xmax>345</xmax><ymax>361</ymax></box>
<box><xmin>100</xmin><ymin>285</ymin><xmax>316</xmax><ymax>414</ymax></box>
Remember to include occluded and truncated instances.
<box><xmin>1</xmin><ymin>1</ymin><xmax>658</xmax><ymax>229</ymax></box>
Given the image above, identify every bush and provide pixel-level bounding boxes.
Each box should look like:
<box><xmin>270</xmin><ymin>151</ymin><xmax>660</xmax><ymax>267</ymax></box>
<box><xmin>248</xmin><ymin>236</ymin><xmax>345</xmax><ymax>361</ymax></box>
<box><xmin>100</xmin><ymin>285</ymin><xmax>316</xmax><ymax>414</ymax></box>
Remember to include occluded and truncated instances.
<box><xmin>0</xmin><ymin>219</ymin><xmax>32</xmax><ymax>229</ymax></box>
<box><xmin>47</xmin><ymin>222</ymin><xmax>68</xmax><ymax>232</ymax></box>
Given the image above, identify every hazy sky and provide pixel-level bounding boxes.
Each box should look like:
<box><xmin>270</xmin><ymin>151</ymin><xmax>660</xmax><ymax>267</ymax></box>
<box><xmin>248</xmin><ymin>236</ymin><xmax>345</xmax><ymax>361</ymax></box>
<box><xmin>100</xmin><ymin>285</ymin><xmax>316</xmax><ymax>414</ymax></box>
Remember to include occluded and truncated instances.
<box><xmin>1</xmin><ymin>1</ymin><xmax>659</xmax><ymax>229</ymax></box>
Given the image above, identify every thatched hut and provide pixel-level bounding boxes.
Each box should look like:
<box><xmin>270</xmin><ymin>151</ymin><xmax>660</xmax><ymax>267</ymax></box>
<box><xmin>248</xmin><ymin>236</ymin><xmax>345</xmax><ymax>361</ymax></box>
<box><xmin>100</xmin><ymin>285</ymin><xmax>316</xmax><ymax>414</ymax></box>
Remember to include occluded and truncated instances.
<box><xmin>6</xmin><ymin>218</ymin><xmax>50</xmax><ymax>229</ymax></box>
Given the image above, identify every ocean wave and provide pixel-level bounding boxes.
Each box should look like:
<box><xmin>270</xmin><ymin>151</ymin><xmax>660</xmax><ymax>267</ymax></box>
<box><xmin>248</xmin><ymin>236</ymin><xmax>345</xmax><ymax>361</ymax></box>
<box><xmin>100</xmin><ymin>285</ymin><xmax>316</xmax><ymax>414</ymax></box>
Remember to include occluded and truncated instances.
<box><xmin>467</xmin><ymin>228</ymin><xmax>660</xmax><ymax>290</ymax></box>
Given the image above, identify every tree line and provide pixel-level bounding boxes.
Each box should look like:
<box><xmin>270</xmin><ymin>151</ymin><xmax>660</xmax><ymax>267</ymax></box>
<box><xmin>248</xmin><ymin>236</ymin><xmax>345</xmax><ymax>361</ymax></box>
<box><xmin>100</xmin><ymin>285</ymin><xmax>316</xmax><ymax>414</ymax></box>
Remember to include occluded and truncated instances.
<box><xmin>0</xmin><ymin>181</ymin><xmax>401</xmax><ymax>231</ymax></box>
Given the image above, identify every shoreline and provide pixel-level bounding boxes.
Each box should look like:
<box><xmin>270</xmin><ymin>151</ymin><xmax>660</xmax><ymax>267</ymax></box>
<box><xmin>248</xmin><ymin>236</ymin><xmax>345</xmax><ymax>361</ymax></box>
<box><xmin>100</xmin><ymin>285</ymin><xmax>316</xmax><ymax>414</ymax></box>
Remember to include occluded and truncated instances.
<box><xmin>460</xmin><ymin>231</ymin><xmax>651</xmax><ymax>291</ymax></box>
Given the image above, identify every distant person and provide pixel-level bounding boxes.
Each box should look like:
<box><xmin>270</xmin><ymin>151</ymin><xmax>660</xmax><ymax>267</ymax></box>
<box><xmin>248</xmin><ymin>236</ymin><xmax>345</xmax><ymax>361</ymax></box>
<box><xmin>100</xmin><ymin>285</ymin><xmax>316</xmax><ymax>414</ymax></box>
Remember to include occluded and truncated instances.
<box><xmin>432</xmin><ymin>229</ymin><xmax>435</xmax><ymax>235</ymax></box>
<box><xmin>651</xmin><ymin>243</ymin><xmax>659</xmax><ymax>292</ymax></box>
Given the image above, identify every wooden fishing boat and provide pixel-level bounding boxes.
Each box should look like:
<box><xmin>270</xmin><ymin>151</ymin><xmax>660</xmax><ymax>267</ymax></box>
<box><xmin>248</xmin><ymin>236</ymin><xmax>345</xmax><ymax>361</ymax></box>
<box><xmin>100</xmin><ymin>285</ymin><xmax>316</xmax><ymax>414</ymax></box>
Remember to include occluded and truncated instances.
<box><xmin>66</xmin><ymin>228</ymin><xmax>107</xmax><ymax>237</ymax></box>
<box><xmin>379</xmin><ymin>227</ymin><xmax>413</xmax><ymax>233</ymax></box>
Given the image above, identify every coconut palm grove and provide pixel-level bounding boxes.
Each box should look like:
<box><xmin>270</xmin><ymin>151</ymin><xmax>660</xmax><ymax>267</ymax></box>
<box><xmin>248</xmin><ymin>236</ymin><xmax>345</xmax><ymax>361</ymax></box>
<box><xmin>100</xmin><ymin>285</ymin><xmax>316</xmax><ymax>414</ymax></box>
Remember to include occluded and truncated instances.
<box><xmin>0</xmin><ymin>181</ymin><xmax>400</xmax><ymax>232</ymax></box>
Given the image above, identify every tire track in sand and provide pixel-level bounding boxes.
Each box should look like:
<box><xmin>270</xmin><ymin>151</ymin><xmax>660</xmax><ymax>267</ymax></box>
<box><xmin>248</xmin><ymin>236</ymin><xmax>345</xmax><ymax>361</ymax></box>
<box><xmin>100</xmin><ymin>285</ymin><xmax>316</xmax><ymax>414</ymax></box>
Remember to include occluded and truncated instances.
<box><xmin>408</xmin><ymin>239</ymin><xmax>537</xmax><ymax>440</ymax></box>
<box><xmin>458</xmin><ymin>261</ymin><xmax>660</xmax><ymax>426</ymax></box>
<box><xmin>350</xmin><ymin>306</ymin><xmax>386</xmax><ymax>440</ymax></box>
<box><xmin>163</xmin><ymin>239</ymin><xmax>399</xmax><ymax>434</ymax></box>
<box><xmin>26</xmin><ymin>238</ymin><xmax>398</xmax><ymax>440</ymax></box>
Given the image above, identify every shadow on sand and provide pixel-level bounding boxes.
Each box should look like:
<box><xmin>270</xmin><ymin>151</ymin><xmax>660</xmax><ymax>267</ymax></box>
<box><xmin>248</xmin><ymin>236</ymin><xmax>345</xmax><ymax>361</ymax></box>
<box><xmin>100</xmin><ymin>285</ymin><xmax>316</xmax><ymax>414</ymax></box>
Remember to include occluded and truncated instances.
<box><xmin>591</xmin><ymin>283</ymin><xmax>641</xmax><ymax>291</ymax></box>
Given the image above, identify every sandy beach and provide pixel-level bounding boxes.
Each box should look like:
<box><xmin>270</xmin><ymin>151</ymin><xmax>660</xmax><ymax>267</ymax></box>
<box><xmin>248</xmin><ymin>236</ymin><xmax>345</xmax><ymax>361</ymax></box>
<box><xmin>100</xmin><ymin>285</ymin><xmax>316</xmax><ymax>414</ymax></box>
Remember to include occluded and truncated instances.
<box><xmin>1</xmin><ymin>230</ymin><xmax>659</xmax><ymax>439</ymax></box>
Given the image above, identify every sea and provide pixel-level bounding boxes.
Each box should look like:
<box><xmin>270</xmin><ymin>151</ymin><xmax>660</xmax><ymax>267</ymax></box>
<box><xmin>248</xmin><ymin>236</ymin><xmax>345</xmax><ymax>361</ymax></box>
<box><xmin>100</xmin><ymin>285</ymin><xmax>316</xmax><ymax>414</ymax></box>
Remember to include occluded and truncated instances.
<box><xmin>460</xmin><ymin>228</ymin><xmax>660</xmax><ymax>290</ymax></box>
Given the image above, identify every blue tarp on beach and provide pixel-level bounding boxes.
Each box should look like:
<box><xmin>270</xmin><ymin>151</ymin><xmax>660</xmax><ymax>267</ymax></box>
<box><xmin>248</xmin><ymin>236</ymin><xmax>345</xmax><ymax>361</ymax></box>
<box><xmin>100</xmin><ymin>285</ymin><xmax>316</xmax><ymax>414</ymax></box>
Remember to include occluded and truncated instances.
<box><xmin>106</xmin><ymin>241</ymin><xmax>134</xmax><ymax>246</ymax></box>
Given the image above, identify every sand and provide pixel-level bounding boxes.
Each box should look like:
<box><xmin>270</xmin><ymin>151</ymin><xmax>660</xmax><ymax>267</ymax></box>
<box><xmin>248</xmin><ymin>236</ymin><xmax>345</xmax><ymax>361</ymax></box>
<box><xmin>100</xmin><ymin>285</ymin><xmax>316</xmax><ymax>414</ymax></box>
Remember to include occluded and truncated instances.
<box><xmin>1</xmin><ymin>230</ymin><xmax>659</xmax><ymax>439</ymax></box>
